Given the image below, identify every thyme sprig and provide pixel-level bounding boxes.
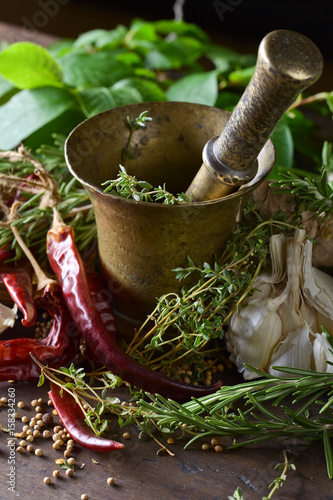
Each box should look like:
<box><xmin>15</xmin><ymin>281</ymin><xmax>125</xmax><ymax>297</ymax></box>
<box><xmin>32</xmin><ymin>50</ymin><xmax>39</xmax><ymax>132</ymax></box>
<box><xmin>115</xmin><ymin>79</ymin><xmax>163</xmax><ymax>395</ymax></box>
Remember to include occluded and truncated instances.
<box><xmin>126</xmin><ymin>206</ymin><xmax>302</xmax><ymax>374</ymax></box>
<box><xmin>102</xmin><ymin>165</ymin><xmax>191</xmax><ymax>204</ymax></box>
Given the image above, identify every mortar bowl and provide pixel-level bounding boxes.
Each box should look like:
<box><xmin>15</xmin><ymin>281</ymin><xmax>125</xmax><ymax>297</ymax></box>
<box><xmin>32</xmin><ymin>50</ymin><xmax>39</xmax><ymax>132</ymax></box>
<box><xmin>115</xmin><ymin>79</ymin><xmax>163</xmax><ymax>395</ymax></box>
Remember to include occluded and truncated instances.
<box><xmin>65</xmin><ymin>102</ymin><xmax>275</xmax><ymax>338</ymax></box>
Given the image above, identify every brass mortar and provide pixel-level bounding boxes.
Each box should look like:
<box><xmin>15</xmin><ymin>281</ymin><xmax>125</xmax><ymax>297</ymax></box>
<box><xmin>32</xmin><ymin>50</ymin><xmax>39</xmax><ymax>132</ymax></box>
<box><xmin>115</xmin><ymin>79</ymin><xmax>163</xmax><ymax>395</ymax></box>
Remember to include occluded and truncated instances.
<box><xmin>65</xmin><ymin>101</ymin><xmax>275</xmax><ymax>336</ymax></box>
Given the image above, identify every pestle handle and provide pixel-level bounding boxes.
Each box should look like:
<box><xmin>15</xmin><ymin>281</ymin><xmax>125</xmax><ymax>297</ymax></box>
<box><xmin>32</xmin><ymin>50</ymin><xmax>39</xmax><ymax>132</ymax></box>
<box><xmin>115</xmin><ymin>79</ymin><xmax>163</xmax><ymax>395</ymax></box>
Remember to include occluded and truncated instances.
<box><xmin>186</xmin><ymin>30</ymin><xmax>324</xmax><ymax>202</ymax></box>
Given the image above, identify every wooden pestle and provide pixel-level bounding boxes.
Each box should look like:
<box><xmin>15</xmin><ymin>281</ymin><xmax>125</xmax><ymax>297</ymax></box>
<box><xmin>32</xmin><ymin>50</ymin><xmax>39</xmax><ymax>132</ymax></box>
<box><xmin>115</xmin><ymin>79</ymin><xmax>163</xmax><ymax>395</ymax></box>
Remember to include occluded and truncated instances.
<box><xmin>186</xmin><ymin>30</ymin><xmax>324</xmax><ymax>202</ymax></box>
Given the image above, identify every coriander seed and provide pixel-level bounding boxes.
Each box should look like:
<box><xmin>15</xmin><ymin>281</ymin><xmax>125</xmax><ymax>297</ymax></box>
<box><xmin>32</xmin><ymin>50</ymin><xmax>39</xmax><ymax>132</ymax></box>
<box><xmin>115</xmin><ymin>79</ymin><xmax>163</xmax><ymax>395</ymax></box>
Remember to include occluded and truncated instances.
<box><xmin>35</xmin><ymin>448</ymin><xmax>43</xmax><ymax>456</ymax></box>
<box><xmin>43</xmin><ymin>477</ymin><xmax>51</xmax><ymax>485</ymax></box>
<box><xmin>107</xmin><ymin>477</ymin><xmax>115</xmax><ymax>486</ymax></box>
<box><xmin>52</xmin><ymin>470</ymin><xmax>60</xmax><ymax>478</ymax></box>
<box><xmin>66</xmin><ymin>468</ymin><xmax>74</xmax><ymax>477</ymax></box>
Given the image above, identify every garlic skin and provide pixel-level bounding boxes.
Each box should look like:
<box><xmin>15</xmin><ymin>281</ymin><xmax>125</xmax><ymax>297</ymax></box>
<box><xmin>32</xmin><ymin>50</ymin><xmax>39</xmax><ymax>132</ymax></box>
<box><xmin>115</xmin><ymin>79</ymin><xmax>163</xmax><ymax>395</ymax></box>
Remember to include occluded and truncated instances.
<box><xmin>226</xmin><ymin>229</ymin><xmax>333</xmax><ymax>379</ymax></box>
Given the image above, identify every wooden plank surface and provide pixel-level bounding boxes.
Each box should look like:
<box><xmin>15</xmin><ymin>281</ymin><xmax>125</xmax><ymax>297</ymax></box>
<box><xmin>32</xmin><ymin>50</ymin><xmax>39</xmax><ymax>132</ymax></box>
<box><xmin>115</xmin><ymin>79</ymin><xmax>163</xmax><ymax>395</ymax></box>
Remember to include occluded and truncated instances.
<box><xmin>0</xmin><ymin>378</ymin><xmax>332</xmax><ymax>500</ymax></box>
<box><xmin>0</xmin><ymin>21</ymin><xmax>332</xmax><ymax>500</ymax></box>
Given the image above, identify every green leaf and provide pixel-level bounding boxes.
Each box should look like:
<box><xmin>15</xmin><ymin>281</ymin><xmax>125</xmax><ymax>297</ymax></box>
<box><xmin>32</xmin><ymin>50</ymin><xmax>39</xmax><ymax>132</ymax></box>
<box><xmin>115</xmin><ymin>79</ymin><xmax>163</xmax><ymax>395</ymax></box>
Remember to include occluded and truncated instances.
<box><xmin>228</xmin><ymin>66</ymin><xmax>255</xmax><ymax>86</ymax></box>
<box><xmin>47</xmin><ymin>39</ymin><xmax>75</xmax><ymax>58</ymax></box>
<box><xmin>145</xmin><ymin>37</ymin><xmax>205</xmax><ymax>70</ymax></box>
<box><xmin>271</xmin><ymin>120</ymin><xmax>294</xmax><ymax>168</ymax></box>
<box><xmin>37</xmin><ymin>373</ymin><xmax>45</xmax><ymax>387</ymax></box>
<box><xmin>73</xmin><ymin>26</ymin><xmax>128</xmax><ymax>50</ymax></box>
<box><xmin>153</xmin><ymin>19</ymin><xmax>209</xmax><ymax>43</ymax></box>
<box><xmin>205</xmin><ymin>44</ymin><xmax>256</xmax><ymax>73</ymax></box>
<box><xmin>215</xmin><ymin>90</ymin><xmax>240</xmax><ymax>111</ymax></box>
<box><xmin>128</xmin><ymin>19</ymin><xmax>157</xmax><ymax>43</ymax></box>
<box><xmin>166</xmin><ymin>70</ymin><xmax>218</xmax><ymax>106</ymax></box>
<box><xmin>0</xmin><ymin>42</ymin><xmax>63</xmax><ymax>89</ymax></box>
<box><xmin>0</xmin><ymin>87</ymin><xmax>78</xmax><ymax>150</ymax></box>
<box><xmin>0</xmin><ymin>75</ymin><xmax>17</xmax><ymax>105</ymax></box>
<box><xmin>24</xmin><ymin>109</ymin><xmax>84</xmax><ymax>152</ymax></box>
<box><xmin>0</xmin><ymin>75</ymin><xmax>14</xmax><ymax>98</ymax></box>
<box><xmin>59</xmin><ymin>51</ymin><xmax>134</xmax><ymax>88</ymax></box>
<box><xmin>78</xmin><ymin>86</ymin><xmax>143</xmax><ymax>117</ymax></box>
<box><xmin>112</xmin><ymin>77</ymin><xmax>166</xmax><ymax>101</ymax></box>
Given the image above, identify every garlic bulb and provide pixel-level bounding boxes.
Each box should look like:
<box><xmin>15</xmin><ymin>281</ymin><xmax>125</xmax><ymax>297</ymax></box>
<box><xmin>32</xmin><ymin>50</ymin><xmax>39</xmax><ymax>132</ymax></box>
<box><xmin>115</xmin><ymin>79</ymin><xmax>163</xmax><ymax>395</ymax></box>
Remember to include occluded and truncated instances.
<box><xmin>226</xmin><ymin>229</ymin><xmax>333</xmax><ymax>379</ymax></box>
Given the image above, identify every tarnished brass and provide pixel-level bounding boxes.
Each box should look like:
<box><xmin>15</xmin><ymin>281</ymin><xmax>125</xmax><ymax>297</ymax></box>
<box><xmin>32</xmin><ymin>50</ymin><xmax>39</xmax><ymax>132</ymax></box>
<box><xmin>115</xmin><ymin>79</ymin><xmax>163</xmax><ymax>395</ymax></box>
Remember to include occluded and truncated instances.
<box><xmin>186</xmin><ymin>30</ymin><xmax>323</xmax><ymax>202</ymax></box>
<box><xmin>65</xmin><ymin>102</ymin><xmax>275</xmax><ymax>337</ymax></box>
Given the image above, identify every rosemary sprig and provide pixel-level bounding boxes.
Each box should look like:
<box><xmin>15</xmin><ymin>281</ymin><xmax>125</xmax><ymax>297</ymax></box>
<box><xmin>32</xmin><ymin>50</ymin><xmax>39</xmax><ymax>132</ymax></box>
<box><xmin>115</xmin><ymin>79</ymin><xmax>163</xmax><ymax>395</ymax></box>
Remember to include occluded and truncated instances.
<box><xmin>271</xmin><ymin>141</ymin><xmax>333</xmax><ymax>218</ymax></box>
<box><xmin>33</xmin><ymin>355</ymin><xmax>333</xmax><ymax>479</ymax></box>
<box><xmin>272</xmin><ymin>168</ymin><xmax>333</xmax><ymax>217</ymax></box>
<box><xmin>137</xmin><ymin>365</ymin><xmax>333</xmax><ymax>478</ymax></box>
<box><xmin>0</xmin><ymin>136</ymin><xmax>96</xmax><ymax>264</ymax></box>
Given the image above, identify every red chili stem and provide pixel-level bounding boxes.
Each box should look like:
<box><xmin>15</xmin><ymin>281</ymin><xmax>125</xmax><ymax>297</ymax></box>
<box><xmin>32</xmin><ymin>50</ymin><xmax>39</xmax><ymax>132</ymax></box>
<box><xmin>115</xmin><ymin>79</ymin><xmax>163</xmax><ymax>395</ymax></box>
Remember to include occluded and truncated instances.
<box><xmin>11</xmin><ymin>223</ymin><xmax>54</xmax><ymax>291</ymax></box>
<box><xmin>0</xmin><ymin>264</ymin><xmax>37</xmax><ymax>327</ymax></box>
<box><xmin>48</xmin><ymin>382</ymin><xmax>124</xmax><ymax>452</ymax></box>
<box><xmin>46</xmin><ymin>220</ymin><xmax>222</xmax><ymax>402</ymax></box>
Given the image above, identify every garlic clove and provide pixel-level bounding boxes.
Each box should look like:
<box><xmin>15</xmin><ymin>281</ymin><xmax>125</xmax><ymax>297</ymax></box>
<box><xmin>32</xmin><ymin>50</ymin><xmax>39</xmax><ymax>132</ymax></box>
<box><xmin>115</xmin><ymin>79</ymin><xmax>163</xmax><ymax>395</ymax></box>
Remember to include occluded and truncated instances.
<box><xmin>256</xmin><ymin>234</ymin><xmax>287</xmax><ymax>286</ymax></box>
<box><xmin>312</xmin><ymin>332</ymin><xmax>333</xmax><ymax>373</ymax></box>
<box><xmin>227</xmin><ymin>290</ymin><xmax>288</xmax><ymax>380</ymax></box>
<box><xmin>268</xmin><ymin>326</ymin><xmax>313</xmax><ymax>377</ymax></box>
<box><xmin>302</xmin><ymin>238</ymin><xmax>333</xmax><ymax>320</ymax></box>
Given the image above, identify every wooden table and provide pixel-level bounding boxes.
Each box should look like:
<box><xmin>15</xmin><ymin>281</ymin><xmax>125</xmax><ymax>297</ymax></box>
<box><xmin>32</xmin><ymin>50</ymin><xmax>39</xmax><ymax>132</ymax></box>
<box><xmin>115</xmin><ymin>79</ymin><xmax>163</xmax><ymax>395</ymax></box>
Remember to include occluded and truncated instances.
<box><xmin>0</xmin><ymin>21</ymin><xmax>332</xmax><ymax>500</ymax></box>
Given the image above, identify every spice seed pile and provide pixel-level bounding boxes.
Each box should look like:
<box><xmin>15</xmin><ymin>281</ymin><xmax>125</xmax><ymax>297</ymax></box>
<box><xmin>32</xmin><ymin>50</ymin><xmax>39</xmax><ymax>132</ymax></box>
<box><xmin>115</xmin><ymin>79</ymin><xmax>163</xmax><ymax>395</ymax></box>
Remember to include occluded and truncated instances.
<box><xmin>0</xmin><ymin>393</ymin><xmax>118</xmax><ymax>498</ymax></box>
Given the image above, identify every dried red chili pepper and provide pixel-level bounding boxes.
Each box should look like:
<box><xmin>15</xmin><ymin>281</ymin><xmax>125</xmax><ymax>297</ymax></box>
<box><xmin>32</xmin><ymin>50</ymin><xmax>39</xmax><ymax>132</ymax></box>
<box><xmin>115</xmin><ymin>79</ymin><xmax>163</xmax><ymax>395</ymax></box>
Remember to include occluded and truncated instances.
<box><xmin>0</xmin><ymin>282</ymin><xmax>81</xmax><ymax>381</ymax></box>
<box><xmin>48</xmin><ymin>382</ymin><xmax>124</xmax><ymax>452</ymax></box>
<box><xmin>0</xmin><ymin>244</ymin><xmax>12</xmax><ymax>264</ymax></box>
<box><xmin>47</xmin><ymin>223</ymin><xmax>222</xmax><ymax>402</ymax></box>
<box><xmin>86</xmin><ymin>270</ymin><xmax>118</xmax><ymax>338</ymax></box>
<box><xmin>0</xmin><ymin>360</ymin><xmax>41</xmax><ymax>381</ymax></box>
<box><xmin>0</xmin><ymin>264</ymin><xmax>37</xmax><ymax>327</ymax></box>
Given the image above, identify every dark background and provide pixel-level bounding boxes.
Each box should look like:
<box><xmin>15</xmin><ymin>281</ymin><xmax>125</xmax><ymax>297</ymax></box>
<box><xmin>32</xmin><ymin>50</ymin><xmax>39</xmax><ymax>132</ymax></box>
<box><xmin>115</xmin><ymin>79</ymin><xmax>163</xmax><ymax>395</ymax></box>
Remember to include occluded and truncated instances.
<box><xmin>1</xmin><ymin>0</ymin><xmax>332</xmax><ymax>86</ymax></box>
<box><xmin>0</xmin><ymin>0</ymin><xmax>332</xmax><ymax>54</ymax></box>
